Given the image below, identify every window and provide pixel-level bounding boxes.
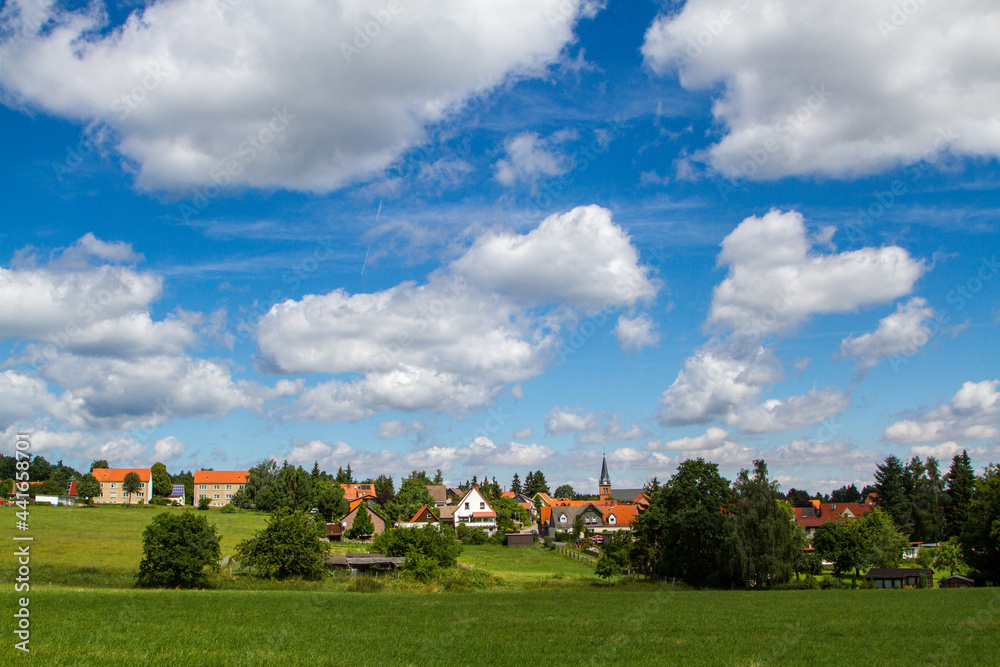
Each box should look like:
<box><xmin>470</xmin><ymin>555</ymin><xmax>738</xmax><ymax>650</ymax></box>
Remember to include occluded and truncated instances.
<box><xmin>198</xmin><ymin>485</ymin><xmax>206</xmax><ymax>490</ymax></box>
<box><xmin>225</xmin><ymin>494</ymin><xmax>231</xmax><ymax>499</ymax></box>
<box><xmin>110</xmin><ymin>483</ymin><xmax>116</xmax><ymax>488</ymax></box>
<box><xmin>213</xmin><ymin>494</ymin><xmax>219</xmax><ymax>499</ymax></box>
<box><xmin>559</xmin><ymin>513</ymin><xmax>567</xmax><ymax>524</ymax></box>
<box><xmin>110</xmin><ymin>493</ymin><xmax>117</xmax><ymax>498</ymax></box>
<box><xmin>608</xmin><ymin>514</ymin><xmax>616</xmax><ymax>524</ymax></box>
<box><xmin>239</xmin><ymin>484</ymin><xmax>245</xmax><ymax>490</ymax></box>
<box><xmin>480</xmin><ymin>502</ymin><xmax>485</xmax><ymax>510</ymax></box>
<box><xmin>214</xmin><ymin>484</ymin><xmax>220</xmax><ymax>490</ymax></box>
<box><xmin>226</xmin><ymin>484</ymin><xmax>232</xmax><ymax>490</ymax></box>
<box><xmin>465</xmin><ymin>502</ymin><xmax>470</xmax><ymax>510</ymax></box>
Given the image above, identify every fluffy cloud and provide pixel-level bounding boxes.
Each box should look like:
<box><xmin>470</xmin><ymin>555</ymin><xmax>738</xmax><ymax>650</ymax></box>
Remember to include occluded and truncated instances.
<box><xmin>0</xmin><ymin>371</ymin><xmax>59</xmax><ymax>429</ymax></box>
<box><xmin>731</xmin><ymin>389</ymin><xmax>851</xmax><ymax>434</ymax></box>
<box><xmin>613</xmin><ymin>314</ymin><xmax>660</xmax><ymax>352</ymax></box>
<box><xmin>153</xmin><ymin>436</ymin><xmax>186</xmax><ymax>461</ymax></box>
<box><xmin>910</xmin><ymin>441</ymin><xmax>988</xmax><ymax>461</ymax></box>
<box><xmin>711</xmin><ymin>210</ymin><xmax>926</xmax><ymax>336</ymax></box>
<box><xmin>494</xmin><ymin>131</ymin><xmax>570</xmax><ymax>187</ymax></box>
<box><xmin>544</xmin><ymin>406</ymin><xmax>646</xmax><ymax>445</ymax></box>
<box><xmin>659</xmin><ymin>209</ymin><xmax>911</xmax><ymax>430</ymax></box>
<box><xmin>451</xmin><ymin>205</ymin><xmax>657</xmax><ymax>309</ymax></box>
<box><xmin>0</xmin><ymin>0</ymin><xmax>596</xmax><ymax>192</ymax></box>
<box><xmin>645</xmin><ymin>426</ymin><xmax>732</xmax><ymax>451</ymax></box>
<box><xmin>260</xmin><ymin>205</ymin><xmax>655</xmax><ymax>421</ymax></box>
<box><xmin>882</xmin><ymin>380</ymin><xmax>1000</xmax><ymax>444</ymax></box>
<box><xmin>658</xmin><ymin>344</ymin><xmax>782</xmax><ymax>426</ymax></box>
<box><xmin>279</xmin><ymin>435</ymin><xmax>554</xmax><ymax>476</ymax></box>
<box><xmin>839</xmin><ymin>298</ymin><xmax>936</xmax><ymax>373</ymax></box>
<box><xmin>642</xmin><ymin>0</ymin><xmax>1000</xmax><ymax>178</ymax></box>
<box><xmin>376</xmin><ymin>419</ymin><xmax>430</xmax><ymax>440</ymax></box>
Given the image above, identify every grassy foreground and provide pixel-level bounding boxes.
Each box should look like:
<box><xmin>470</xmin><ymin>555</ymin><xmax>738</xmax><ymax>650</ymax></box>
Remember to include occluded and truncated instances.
<box><xmin>6</xmin><ymin>587</ymin><xmax>998</xmax><ymax>666</ymax></box>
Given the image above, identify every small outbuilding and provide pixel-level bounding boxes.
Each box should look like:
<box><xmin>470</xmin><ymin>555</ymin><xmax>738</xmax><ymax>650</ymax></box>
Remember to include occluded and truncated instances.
<box><xmin>939</xmin><ymin>575</ymin><xmax>974</xmax><ymax>588</ymax></box>
<box><xmin>505</xmin><ymin>533</ymin><xmax>534</xmax><ymax>547</ymax></box>
<box><xmin>862</xmin><ymin>568</ymin><xmax>934</xmax><ymax>589</ymax></box>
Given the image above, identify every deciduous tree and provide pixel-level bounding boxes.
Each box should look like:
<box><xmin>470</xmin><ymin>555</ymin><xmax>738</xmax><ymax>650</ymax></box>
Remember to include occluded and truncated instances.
<box><xmin>151</xmin><ymin>462</ymin><xmax>173</xmax><ymax>497</ymax></box>
<box><xmin>726</xmin><ymin>460</ymin><xmax>797</xmax><ymax>589</ymax></box>
<box><xmin>136</xmin><ymin>512</ymin><xmax>221</xmax><ymax>588</ymax></box>
<box><xmin>235</xmin><ymin>508</ymin><xmax>329</xmax><ymax>579</ymax></box>
<box><xmin>123</xmin><ymin>471</ymin><xmax>141</xmax><ymax>504</ymax></box>
<box><xmin>346</xmin><ymin>506</ymin><xmax>376</xmax><ymax>539</ymax></box>
<box><xmin>76</xmin><ymin>474</ymin><xmax>100</xmax><ymax>504</ymax></box>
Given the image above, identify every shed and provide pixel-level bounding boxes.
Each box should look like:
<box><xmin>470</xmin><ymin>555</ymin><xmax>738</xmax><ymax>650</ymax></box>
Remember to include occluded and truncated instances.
<box><xmin>506</xmin><ymin>533</ymin><xmax>533</xmax><ymax>547</ymax></box>
<box><xmin>862</xmin><ymin>568</ymin><xmax>934</xmax><ymax>589</ymax></box>
<box><xmin>939</xmin><ymin>575</ymin><xmax>974</xmax><ymax>588</ymax></box>
<box><xmin>327</xmin><ymin>553</ymin><xmax>405</xmax><ymax>571</ymax></box>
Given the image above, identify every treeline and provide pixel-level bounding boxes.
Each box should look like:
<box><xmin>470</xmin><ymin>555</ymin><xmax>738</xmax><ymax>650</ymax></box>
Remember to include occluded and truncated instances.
<box><xmin>611</xmin><ymin>452</ymin><xmax>1000</xmax><ymax>588</ymax></box>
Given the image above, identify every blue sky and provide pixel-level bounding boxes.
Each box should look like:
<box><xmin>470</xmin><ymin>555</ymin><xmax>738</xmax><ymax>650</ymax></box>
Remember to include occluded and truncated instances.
<box><xmin>1</xmin><ymin>0</ymin><xmax>998</xmax><ymax>493</ymax></box>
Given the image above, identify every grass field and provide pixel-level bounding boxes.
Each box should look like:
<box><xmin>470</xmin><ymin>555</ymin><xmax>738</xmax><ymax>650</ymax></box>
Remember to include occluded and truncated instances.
<box><xmin>4</xmin><ymin>505</ymin><xmax>999</xmax><ymax>665</ymax></box>
<box><xmin>5</xmin><ymin>586</ymin><xmax>998</xmax><ymax>666</ymax></box>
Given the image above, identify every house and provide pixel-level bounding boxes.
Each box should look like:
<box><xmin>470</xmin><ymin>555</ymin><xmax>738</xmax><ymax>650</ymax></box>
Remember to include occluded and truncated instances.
<box><xmin>862</xmin><ymin>568</ymin><xmax>934</xmax><ymax>589</ymax></box>
<box><xmin>453</xmin><ymin>486</ymin><xmax>497</xmax><ymax>536</ymax></box>
<box><xmin>399</xmin><ymin>505</ymin><xmax>440</xmax><ymax>529</ymax></box>
<box><xmin>792</xmin><ymin>501</ymin><xmax>876</xmax><ymax>539</ymax></box>
<box><xmin>167</xmin><ymin>484</ymin><xmax>186</xmax><ymax>505</ymax></box>
<box><xmin>92</xmin><ymin>468</ymin><xmax>153</xmax><ymax>505</ymax></box>
<box><xmin>446</xmin><ymin>487</ymin><xmax>463</xmax><ymax>503</ymax></box>
<box><xmin>939</xmin><ymin>575</ymin><xmax>974</xmax><ymax>588</ymax></box>
<box><xmin>339</xmin><ymin>502</ymin><xmax>388</xmax><ymax>539</ymax></box>
<box><xmin>193</xmin><ymin>470</ymin><xmax>248</xmax><ymax>507</ymax></box>
<box><xmin>602</xmin><ymin>504</ymin><xmax>640</xmax><ymax>531</ymax></box>
<box><xmin>425</xmin><ymin>485</ymin><xmax>449</xmax><ymax>507</ymax></box>
<box><xmin>506</xmin><ymin>533</ymin><xmax>534</xmax><ymax>547</ymax></box>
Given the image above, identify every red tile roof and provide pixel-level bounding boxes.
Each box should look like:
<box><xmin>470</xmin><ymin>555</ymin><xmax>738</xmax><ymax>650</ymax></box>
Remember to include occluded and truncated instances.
<box><xmin>407</xmin><ymin>506</ymin><xmax>440</xmax><ymax>523</ymax></box>
<box><xmin>92</xmin><ymin>468</ymin><xmax>151</xmax><ymax>483</ymax></box>
<box><xmin>603</xmin><ymin>505</ymin><xmax>639</xmax><ymax>527</ymax></box>
<box><xmin>793</xmin><ymin>502</ymin><xmax>875</xmax><ymax>529</ymax></box>
<box><xmin>471</xmin><ymin>511</ymin><xmax>497</xmax><ymax>518</ymax></box>
<box><xmin>193</xmin><ymin>470</ymin><xmax>248</xmax><ymax>485</ymax></box>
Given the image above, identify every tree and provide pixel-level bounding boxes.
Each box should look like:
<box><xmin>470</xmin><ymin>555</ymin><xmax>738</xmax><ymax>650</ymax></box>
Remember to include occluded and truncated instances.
<box><xmin>554</xmin><ymin>484</ymin><xmax>575</xmax><ymax>500</ymax></box>
<box><xmin>490</xmin><ymin>495</ymin><xmax>527</xmax><ymax>532</ymax></box>
<box><xmin>274</xmin><ymin>463</ymin><xmax>313</xmax><ymax>512</ymax></box>
<box><xmin>858</xmin><ymin>508</ymin><xmax>909</xmax><ymax>569</ymax></box>
<box><xmin>432</xmin><ymin>469</ymin><xmax>444</xmax><ymax>485</ymax></box>
<box><xmin>933</xmin><ymin>537</ymin><xmax>965</xmax><ymax>576</ymax></box>
<box><xmin>335</xmin><ymin>464</ymin><xmax>355</xmax><ymax>484</ymax></box>
<box><xmin>76</xmin><ymin>474</ymin><xmax>101</xmax><ymax>504</ymax></box>
<box><xmin>960</xmin><ymin>463</ymin><xmax>1000</xmax><ymax>582</ymax></box>
<box><xmin>28</xmin><ymin>455</ymin><xmax>52</xmax><ymax>481</ymax></box>
<box><xmin>244</xmin><ymin>459</ymin><xmax>278</xmax><ymax>507</ymax></box>
<box><xmin>151</xmin><ymin>462</ymin><xmax>173</xmax><ymax>497</ymax></box>
<box><xmin>945</xmin><ymin>450</ymin><xmax>976</xmax><ymax>538</ymax></box>
<box><xmin>313</xmin><ymin>482</ymin><xmax>348</xmax><ymax>522</ymax></box>
<box><xmin>346</xmin><ymin>506</ymin><xmax>376</xmax><ymax>539</ymax></box>
<box><xmin>510</xmin><ymin>473</ymin><xmax>522</xmax><ymax>495</ymax></box>
<box><xmin>198</xmin><ymin>496</ymin><xmax>212</xmax><ymax>510</ymax></box>
<box><xmin>530</xmin><ymin>471</ymin><xmax>549</xmax><ymax>496</ymax></box>
<box><xmin>123</xmin><ymin>471</ymin><xmax>142</xmax><ymax>505</ymax></box>
<box><xmin>310</xmin><ymin>461</ymin><xmax>321</xmax><ymax>479</ymax></box>
<box><xmin>372</xmin><ymin>474</ymin><xmax>395</xmax><ymax>506</ymax></box>
<box><xmin>173</xmin><ymin>471</ymin><xmax>195</xmax><ymax>505</ymax></box>
<box><xmin>235</xmin><ymin>508</ymin><xmax>329</xmax><ymax>579</ymax></box>
<box><xmin>725</xmin><ymin>460</ymin><xmax>797</xmax><ymax>589</ymax></box>
<box><xmin>136</xmin><ymin>512</ymin><xmax>221</xmax><ymax>588</ymax></box>
<box><xmin>631</xmin><ymin>458</ymin><xmax>735</xmax><ymax>587</ymax></box>
<box><xmin>813</xmin><ymin>520</ymin><xmax>866</xmax><ymax>579</ymax></box>
<box><xmin>906</xmin><ymin>456</ymin><xmax>945</xmax><ymax>543</ymax></box>
<box><xmin>90</xmin><ymin>460</ymin><xmax>109</xmax><ymax>472</ymax></box>
<box><xmin>596</xmin><ymin>531</ymin><xmax>633</xmax><ymax>579</ymax></box>
<box><xmin>874</xmin><ymin>455</ymin><xmax>911</xmax><ymax>532</ymax></box>
<box><xmin>386</xmin><ymin>472</ymin><xmax>436</xmax><ymax>521</ymax></box>
<box><xmin>830</xmin><ymin>484</ymin><xmax>862</xmax><ymax>503</ymax></box>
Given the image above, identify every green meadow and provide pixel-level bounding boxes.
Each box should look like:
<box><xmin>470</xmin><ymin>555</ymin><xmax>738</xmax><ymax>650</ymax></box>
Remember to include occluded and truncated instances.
<box><xmin>3</xmin><ymin>505</ymin><xmax>999</xmax><ymax>665</ymax></box>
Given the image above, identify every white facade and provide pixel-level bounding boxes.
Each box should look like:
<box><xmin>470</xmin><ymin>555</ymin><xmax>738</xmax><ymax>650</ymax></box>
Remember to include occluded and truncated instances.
<box><xmin>453</xmin><ymin>487</ymin><xmax>498</xmax><ymax>536</ymax></box>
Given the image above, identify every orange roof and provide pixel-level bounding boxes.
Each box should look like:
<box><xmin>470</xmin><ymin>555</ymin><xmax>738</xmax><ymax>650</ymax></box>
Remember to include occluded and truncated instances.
<box><xmin>193</xmin><ymin>470</ymin><xmax>248</xmax><ymax>485</ymax></box>
<box><xmin>603</xmin><ymin>505</ymin><xmax>639</xmax><ymax>527</ymax></box>
<box><xmin>792</xmin><ymin>502</ymin><xmax>875</xmax><ymax>528</ymax></box>
<box><xmin>407</xmin><ymin>506</ymin><xmax>440</xmax><ymax>523</ymax></box>
<box><xmin>501</xmin><ymin>491</ymin><xmax>515</xmax><ymax>498</ymax></box>
<box><xmin>541</xmin><ymin>506</ymin><xmax>552</xmax><ymax>524</ymax></box>
<box><xmin>92</xmin><ymin>468</ymin><xmax>151</xmax><ymax>483</ymax></box>
<box><xmin>341</xmin><ymin>483</ymin><xmax>376</xmax><ymax>500</ymax></box>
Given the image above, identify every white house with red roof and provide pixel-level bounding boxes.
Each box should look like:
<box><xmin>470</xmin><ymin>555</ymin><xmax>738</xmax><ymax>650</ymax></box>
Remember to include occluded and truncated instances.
<box><xmin>453</xmin><ymin>486</ymin><xmax>497</xmax><ymax>536</ymax></box>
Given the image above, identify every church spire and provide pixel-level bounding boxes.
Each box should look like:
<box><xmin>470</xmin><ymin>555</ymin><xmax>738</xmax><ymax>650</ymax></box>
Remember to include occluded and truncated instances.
<box><xmin>599</xmin><ymin>454</ymin><xmax>611</xmax><ymax>499</ymax></box>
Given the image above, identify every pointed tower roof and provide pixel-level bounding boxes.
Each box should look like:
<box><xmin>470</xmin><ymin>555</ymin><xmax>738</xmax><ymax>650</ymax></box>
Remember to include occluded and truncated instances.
<box><xmin>599</xmin><ymin>454</ymin><xmax>611</xmax><ymax>487</ymax></box>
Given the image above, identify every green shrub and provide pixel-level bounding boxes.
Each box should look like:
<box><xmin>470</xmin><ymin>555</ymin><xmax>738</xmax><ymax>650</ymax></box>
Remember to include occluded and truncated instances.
<box><xmin>149</xmin><ymin>497</ymin><xmax>171</xmax><ymax>506</ymax></box>
<box><xmin>220</xmin><ymin>503</ymin><xmax>238</xmax><ymax>514</ymax></box>
<box><xmin>371</xmin><ymin>526</ymin><xmax>462</xmax><ymax>568</ymax></box>
<box><xmin>543</xmin><ymin>536</ymin><xmax>554</xmax><ymax>550</ymax></box>
<box><xmin>820</xmin><ymin>575</ymin><xmax>843</xmax><ymax>589</ymax></box>
<box><xmin>197</xmin><ymin>496</ymin><xmax>212</xmax><ymax>510</ymax></box>
<box><xmin>136</xmin><ymin>512</ymin><xmax>221</xmax><ymax>588</ymax></box>
<box><xmin>461</xmin><ymin>528</ymin><xmax>489</xmax><ymax>545</ymax></box>
<box><xmin>405</xmin><ymin>552</ymin><xmax>440</xmax><ymax>583</ymax></box>
<box><xmin>858</xmin><ymin>578</ymin><xmax>875</xmax><ymax>589</ymax></box>
<box><xmin>917</xmin><ymin>573</ymin><xmax>928</xmax><ymax>589</ymax></box>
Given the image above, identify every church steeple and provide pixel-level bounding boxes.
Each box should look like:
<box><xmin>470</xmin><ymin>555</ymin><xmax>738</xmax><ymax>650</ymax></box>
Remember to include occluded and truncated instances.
<box><xmin>599</xmin><ymin>454</ymin><xmax>611</xmax><ymax>500</ymax></box>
